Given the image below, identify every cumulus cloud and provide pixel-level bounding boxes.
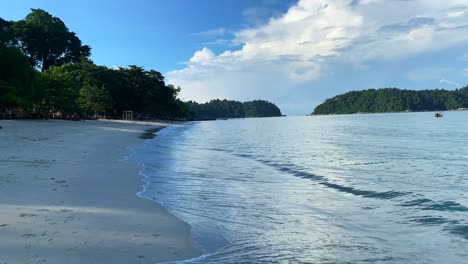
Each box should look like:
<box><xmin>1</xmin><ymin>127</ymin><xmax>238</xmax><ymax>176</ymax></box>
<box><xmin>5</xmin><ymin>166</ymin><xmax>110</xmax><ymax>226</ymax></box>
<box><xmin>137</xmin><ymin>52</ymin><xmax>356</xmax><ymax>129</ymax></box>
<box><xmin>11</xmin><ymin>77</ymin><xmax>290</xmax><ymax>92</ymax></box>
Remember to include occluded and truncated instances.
<box><xmin>189</xmin><ymin>48</ymin><xmax>216</xmax><ymax>65</ymax></box>
<box><xmin>167</xmin><ymin>0</ymin><xmax>468</xmax><ymax>111</ymax></box>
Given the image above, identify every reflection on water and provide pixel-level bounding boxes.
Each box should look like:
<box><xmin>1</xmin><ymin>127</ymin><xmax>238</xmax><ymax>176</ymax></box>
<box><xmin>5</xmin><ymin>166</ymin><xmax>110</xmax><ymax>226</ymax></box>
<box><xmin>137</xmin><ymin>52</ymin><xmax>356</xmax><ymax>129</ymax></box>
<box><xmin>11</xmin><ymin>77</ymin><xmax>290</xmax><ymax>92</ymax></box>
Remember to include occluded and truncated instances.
<box><xmin>130</xmin><ymin>113</ymin><xmax>468</xmax><ymax>263</ymax></box>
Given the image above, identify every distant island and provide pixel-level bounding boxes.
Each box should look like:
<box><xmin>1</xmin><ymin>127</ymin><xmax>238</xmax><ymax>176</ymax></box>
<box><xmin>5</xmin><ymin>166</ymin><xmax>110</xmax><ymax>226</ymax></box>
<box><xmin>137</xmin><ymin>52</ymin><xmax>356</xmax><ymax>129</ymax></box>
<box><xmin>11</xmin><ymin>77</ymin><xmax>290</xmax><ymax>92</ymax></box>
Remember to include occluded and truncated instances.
<box><xmin>186</xmin><ymin>99</ymin><xmax>282</xmax><ymax>120</ymax></box>
<box><xmin>313</xmin><ymin>87</ymin><xmax>468</xmax><ymax>115</ymax></box>
<box><xmin>0</xmin><ymin>9</ymin><xmax>281</xmax><ymax>120</ymax></box>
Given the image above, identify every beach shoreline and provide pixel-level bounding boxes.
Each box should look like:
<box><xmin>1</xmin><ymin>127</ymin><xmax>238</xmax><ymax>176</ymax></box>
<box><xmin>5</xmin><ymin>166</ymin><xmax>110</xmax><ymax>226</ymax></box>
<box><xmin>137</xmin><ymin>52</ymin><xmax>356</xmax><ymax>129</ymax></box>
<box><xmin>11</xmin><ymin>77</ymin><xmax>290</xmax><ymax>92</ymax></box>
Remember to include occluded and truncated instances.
<box><xmin>0</xmin><ymin>119</ymin><xmax>200</xmax><ymax>264</ymax></box>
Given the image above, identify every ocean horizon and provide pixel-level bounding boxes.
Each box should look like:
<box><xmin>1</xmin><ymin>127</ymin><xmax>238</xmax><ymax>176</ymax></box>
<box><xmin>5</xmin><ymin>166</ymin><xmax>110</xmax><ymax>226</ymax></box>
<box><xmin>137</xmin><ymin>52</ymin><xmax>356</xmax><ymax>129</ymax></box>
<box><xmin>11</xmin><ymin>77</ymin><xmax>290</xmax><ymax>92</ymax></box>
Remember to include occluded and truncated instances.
<box><xmin>130</xmin><ymin>112</ymin><xmax>468</xmax><ymax>263</ymax></box>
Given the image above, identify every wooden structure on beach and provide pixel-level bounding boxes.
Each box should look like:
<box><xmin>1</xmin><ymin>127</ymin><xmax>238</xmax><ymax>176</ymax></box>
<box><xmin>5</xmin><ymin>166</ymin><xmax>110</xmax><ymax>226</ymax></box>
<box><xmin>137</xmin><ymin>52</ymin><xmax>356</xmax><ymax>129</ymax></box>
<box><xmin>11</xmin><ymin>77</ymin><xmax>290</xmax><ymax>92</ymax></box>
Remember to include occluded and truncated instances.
<box><xmin>122</xmin><ymin>110</ymin><xmax>133</xmax><ymax>120</ymax></box>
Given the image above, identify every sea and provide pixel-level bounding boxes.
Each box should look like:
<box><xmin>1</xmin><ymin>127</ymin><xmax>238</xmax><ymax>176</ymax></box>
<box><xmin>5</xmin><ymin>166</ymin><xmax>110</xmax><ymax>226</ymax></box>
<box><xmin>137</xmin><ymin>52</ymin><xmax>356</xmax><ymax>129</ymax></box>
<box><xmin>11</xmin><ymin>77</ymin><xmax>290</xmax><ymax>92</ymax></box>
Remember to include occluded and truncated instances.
<box><xmin>129</xmin><ymin>112</ymin><xmax>468</xmax><ymax>264</ymax></box>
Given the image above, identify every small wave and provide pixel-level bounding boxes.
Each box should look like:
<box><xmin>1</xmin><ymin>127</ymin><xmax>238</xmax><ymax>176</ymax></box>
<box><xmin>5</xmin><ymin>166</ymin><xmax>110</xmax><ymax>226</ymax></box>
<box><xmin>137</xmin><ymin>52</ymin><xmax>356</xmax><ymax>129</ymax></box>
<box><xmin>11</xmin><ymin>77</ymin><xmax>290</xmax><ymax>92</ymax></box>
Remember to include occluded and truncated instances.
<box><xmin>349</xmin><ymin>161</ymin><xmax>390</xmax><ymax>166</ymax></box>
<box><xmin>158</xmin><ymin>252</ymin><xmax>215</xmax><ymax>264</ymax></box>
<box><xmin>228</xmin><ymin>151</ymin><xmax>408</xmax><ymax>200</ymax></box>
<box><xmin>320</xmin><ymin>182</ymin><xmax>407</xmax><ymax>199</ymax></box>
<box><xmin>401</xmin><ymin>199</ymin><xmax>468</xmax><ymax>212</ymax></box>
<box><xmin>216</xmin><ymin>148</ymin><xmax>468</xmax><ymax>241</ymax></box>
<box><xmin>407</xmin><ymin>215</ymin><xmax>459</xmax><ymax>226</ymax></box>
<box><xmin>446</xmin><ymin>225</ymin><xmax>468</xmax><ymax>240</ymax></box>
<box><xmin>421</xmin><ymin>200</ymin><xmax>468</xmax><ymax>212</ymax></box>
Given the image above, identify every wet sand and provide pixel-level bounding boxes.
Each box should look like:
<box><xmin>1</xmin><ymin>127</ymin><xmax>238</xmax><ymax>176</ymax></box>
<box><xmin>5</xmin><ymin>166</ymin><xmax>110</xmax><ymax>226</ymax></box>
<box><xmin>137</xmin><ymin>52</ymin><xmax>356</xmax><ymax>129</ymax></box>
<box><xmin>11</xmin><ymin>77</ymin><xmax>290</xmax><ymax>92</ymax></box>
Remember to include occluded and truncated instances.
<box><xmin>0</xmin><ymin>119</ymin><xmax>200</xmax><ymax>264</ymax></box>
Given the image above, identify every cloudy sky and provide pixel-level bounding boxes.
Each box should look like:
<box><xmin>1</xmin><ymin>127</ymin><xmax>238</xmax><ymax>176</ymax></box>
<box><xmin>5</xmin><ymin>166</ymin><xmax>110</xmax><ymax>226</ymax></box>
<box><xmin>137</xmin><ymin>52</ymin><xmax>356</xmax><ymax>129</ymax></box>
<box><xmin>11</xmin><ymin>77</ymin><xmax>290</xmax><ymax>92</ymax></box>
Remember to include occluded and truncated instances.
<box><xmin>2</xmin><ymin>0</ymin><xmax>468</xmax><ymax>114</ymax></box>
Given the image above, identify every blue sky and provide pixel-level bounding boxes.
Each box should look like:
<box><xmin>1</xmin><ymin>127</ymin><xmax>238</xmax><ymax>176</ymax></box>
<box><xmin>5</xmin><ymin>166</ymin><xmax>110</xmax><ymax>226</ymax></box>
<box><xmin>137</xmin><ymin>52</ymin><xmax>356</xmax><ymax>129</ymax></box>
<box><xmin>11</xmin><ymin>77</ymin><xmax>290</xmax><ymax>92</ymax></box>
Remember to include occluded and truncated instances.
<box><xmin>1</xmin><ymin>0</ymin><xmax>467</xmax><ymax>115</ymax></box>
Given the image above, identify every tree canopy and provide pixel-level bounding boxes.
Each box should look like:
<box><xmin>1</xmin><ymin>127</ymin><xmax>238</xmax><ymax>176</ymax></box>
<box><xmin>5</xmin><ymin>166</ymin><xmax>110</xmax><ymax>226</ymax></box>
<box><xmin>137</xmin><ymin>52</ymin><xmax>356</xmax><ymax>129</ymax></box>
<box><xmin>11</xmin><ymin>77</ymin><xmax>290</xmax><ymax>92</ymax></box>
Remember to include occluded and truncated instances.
<box><xmin>0</xmin><ymin>45</ymin><xmax>40</xmax><ymax>109</ymax></box>
<box><xmin>1</xmin><ymin>9</ymin><xmax>282</xmax><ymax>120</ymax></box>
<box><xmin>313</xmin><ymin>87</ymin><xmax>468</xmax><ymax>115</ymax></box>
<box><xmin>186</xmin><ymin>99</ymin><xmax>282</xmax><ymax>120</ymax></box>
<box><xmin>5</xmin><ymin>9</ymin><xmax>91</xmax><ymax>71</ymax></box>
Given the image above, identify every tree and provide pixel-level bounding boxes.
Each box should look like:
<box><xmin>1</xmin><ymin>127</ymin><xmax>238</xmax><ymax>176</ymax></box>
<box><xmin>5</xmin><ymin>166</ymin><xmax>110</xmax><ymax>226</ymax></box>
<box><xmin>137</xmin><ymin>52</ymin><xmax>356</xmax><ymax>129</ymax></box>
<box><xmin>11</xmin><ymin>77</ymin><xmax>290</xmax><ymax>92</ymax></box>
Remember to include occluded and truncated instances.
<box><xmin>118</xmin><ymin>66</ymin><xmax>184</xmax><ymax>117</ymax></box>
<box><xmin>0</xmin><ymin>18</ymin><xmax>14</xmax><ymax>46</ymax></box>
<box><xmin>2</xmin><ymin>9</ymin><xmax>207</xmax><ymax>120</ymax></box>
<box><xmin>41</xmin><ymin>65</ymin><xmax>80</xmax><ymax>114</ymax></box>
<box><xmin>313</xmin><ymin>87</ymin><xmax>468</xmax><ymax>115</ymax></box>
<box><xmin>185</xmin><ymin>99</ymin><xmax>282</xmax><ymax>120</ymax></box>
<box><xmin>0</xmin><ymin>45</ymin><xmax>41</xmax><ymax>110</ymax></box>
<box><xmin>11</xmin><ymin>9</ymin><xmax>91</xmax><ymax>71</ymax></box>
<box><xmin>78</xmin><ymin>83</ymin><xmax>112</xmax><ymax>117</ymax></box>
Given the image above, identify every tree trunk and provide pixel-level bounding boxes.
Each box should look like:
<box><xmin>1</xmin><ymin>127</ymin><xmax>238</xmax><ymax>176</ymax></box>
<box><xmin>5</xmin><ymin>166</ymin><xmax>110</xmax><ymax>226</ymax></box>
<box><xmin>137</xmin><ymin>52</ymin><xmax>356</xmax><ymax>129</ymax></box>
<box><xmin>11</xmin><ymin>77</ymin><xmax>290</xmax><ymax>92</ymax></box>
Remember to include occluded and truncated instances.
<box><xmin>41</xmin><ymin>52</ymin><xmax>51</xmax><ymax>71</ymax></box>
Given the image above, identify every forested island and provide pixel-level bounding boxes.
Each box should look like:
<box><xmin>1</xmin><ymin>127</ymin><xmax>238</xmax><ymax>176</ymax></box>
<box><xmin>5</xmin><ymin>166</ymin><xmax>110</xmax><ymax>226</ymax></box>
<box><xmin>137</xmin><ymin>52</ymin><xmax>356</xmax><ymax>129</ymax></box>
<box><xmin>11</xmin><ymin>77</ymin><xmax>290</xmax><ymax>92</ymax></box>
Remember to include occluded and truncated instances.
<box><xmin>186</xmin><ymin>99</ymin><xmax>282</xmax><ymax>120</ymax></box>
<box><xmin>0</xmin><ymin>9</ymin><xmax>281</xmax><ymax>120</ymax></box>
<box><xmin>313</xmin><ymin>87</ymin><xmax>468</xmax><ymax>115</ymax></box>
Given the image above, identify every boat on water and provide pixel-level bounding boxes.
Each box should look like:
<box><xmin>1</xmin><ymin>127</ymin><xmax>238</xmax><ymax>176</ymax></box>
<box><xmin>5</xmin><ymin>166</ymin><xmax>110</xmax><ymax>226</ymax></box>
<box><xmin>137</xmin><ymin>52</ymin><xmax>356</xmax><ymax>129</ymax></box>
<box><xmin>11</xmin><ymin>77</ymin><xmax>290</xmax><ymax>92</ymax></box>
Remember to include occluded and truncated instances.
<box><xmin>435</xmin><ymin>112</ymin><xmax>444</xmax><ymax>117</ymax></box>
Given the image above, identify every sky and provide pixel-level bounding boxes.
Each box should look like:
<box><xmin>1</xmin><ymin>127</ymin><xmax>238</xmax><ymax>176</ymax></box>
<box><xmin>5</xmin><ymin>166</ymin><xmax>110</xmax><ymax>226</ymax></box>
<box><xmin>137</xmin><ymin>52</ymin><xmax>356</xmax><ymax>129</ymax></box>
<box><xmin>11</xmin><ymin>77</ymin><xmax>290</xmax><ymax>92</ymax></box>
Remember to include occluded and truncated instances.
<box><xmin>1</xmin><ymin>0</ymin><xmax>467</xmax><ymax>115</ymax></box>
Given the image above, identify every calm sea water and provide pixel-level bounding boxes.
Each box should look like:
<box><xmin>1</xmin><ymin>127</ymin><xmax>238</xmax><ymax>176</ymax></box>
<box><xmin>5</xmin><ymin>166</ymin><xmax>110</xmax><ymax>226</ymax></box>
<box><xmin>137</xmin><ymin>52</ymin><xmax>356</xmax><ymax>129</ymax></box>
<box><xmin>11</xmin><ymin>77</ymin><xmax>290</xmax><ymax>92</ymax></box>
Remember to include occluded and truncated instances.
<box><xmin>130</xmin><ymin>112</ymin><xmax>468</xmax><ymax>263</ymax></box>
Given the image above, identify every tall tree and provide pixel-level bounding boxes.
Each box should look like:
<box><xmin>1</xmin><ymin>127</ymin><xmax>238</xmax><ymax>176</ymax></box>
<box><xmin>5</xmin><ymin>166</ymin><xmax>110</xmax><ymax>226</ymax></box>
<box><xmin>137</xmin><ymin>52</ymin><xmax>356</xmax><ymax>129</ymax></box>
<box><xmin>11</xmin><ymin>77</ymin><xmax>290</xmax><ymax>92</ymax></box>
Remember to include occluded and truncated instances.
<box><xmin>41</xmin><ymin>65</ymin><xmax>80</xmax><ymax>114</ymax></box>
<box><xmin>78</xmin><ymin>83</ymin><xmax>112</xmax><ymax>116</ymax></box>
<box><xmin>11</xmin><ymin>9</ymin><xmax>91</xmax><ymax>71</ymax></box>
<box><xmin>0</xmin><ymin>45</ymin><xmax>41</xmax><ymax>110</ymax></box>
<box><xmin>0</xmin><ymin>18</ymin><xmax>14</xmax><ymax>46</ymax></box>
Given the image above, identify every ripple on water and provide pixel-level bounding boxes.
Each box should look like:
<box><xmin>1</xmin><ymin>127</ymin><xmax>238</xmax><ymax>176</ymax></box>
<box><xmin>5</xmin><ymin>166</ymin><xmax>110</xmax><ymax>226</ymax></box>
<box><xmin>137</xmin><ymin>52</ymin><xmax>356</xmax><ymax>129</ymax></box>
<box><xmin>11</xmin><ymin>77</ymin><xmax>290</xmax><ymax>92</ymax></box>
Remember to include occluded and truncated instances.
<box><xmin>130</xmin><ymin>114</ymin><xmax>468</xmax><ymax>263</ymax></box>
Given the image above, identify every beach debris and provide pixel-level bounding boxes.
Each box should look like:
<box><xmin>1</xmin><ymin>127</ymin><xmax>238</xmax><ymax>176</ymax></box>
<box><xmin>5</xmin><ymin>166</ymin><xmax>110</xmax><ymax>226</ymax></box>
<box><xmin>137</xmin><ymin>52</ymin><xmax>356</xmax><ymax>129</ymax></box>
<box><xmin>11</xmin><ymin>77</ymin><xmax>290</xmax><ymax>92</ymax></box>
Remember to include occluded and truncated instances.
<box><xmin>152</xmin><ymin>233</ymin><xmax>160</xmax><ymax>238</ymax></box>
<box><xmin>0</xmin><ymin>126</ymin><xmax>2</xmax><ymax>129</ymax></box>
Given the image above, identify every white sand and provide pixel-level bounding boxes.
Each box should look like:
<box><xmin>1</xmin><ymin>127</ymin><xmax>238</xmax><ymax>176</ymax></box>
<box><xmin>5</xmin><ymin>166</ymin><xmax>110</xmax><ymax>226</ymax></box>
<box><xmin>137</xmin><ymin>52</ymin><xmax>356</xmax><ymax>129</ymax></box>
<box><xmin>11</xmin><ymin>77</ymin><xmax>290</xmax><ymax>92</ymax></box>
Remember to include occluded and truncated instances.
<box><xmin>0</xmin><ymin>120</ymin><xmax>200</xmax><ymax>264</ymax></box>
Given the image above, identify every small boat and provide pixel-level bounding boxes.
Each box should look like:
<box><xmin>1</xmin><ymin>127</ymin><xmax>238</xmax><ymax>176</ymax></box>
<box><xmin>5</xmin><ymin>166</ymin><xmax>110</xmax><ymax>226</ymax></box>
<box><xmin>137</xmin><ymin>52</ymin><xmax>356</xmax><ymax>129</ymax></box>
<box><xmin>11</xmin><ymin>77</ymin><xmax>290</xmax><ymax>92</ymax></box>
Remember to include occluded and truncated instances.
<box><xmin>434</xmin><ymin>112</ymin><xmax>444</xmax><ymax>117</ymax></box>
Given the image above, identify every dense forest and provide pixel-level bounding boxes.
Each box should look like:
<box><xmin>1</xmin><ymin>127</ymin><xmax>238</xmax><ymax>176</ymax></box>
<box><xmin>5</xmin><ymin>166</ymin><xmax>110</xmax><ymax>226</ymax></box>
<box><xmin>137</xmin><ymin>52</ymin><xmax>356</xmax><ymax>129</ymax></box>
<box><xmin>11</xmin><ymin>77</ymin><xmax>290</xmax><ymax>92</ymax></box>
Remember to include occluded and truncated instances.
<box><xmin>0</xmin><ymin>9</ymin><xmax>187</xmax><ymax>119</ymax></box>
<box><xmin>0</xmin><ymin>9</ymin><xmax>281</xmax><ymax>120</ymax></box>
<box><xmin>186</xmin><ymin>99</ymin><xmax>282</xmax><ymax>120</ymax></box>
<box><xmin>313</xmin><ymin>87</ymin><xmax>468</xmax><ymax>115</ymax></box>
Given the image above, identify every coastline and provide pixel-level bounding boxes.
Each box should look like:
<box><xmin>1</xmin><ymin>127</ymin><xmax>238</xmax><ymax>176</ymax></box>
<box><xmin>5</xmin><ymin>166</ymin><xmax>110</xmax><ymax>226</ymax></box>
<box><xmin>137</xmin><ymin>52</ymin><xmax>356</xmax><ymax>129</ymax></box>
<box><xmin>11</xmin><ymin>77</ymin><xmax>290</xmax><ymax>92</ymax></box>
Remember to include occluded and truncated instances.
<box><xmin>310</xmin><ymin>109</ymin><xmax>468</xmax><ymax>116</ymax></box>
<box><xmin>0</xmin><ymin>119</ymin><xmax>200</xmax><ymax>264</ymax></box>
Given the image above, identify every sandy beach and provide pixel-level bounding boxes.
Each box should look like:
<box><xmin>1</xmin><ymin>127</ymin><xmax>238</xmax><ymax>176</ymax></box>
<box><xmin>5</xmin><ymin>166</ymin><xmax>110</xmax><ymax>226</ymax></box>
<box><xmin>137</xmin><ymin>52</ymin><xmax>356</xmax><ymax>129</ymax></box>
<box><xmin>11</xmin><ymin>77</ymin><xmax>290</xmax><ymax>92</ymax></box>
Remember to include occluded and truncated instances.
<box><xmin>0</xmin><ymin>120</ymin><xmax>200</xmax><ymax>264</ymax></box>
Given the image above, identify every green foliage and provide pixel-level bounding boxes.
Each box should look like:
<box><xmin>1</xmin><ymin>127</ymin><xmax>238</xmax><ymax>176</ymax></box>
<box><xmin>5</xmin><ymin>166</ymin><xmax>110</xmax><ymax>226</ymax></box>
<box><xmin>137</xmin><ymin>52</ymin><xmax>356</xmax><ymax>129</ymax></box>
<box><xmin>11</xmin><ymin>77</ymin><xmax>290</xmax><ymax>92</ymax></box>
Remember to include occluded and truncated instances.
<box><xmin>244</xmin><ymin>100</ymin><xmax>282</xmax><ymax>117</ymax></box>
<box><xmin>117</xmin><ymin>65</ymin><xmax>181</xmax><ymax>116</ymax></box>
<box><xmin>10</xmin><ymin>9</ymin><xmax>91</xmax><ymax>71</ymax></box>
<box><xmin>186</xmin><ymin>99</ymin><xmax>282</xmax><ymax>120</ymax></box>
<box><xmin>0</xmin><ymin>45</ymin><xmax>40</xmax><ymax>109</ymax></box>
<box><xmin>1</xmin><ymin>9</ymin><xmax>282</xmax><ymax>120</ymax></box>
<box><xmin>313</xmin><ymin>87</ymin><xmax>468</xmax><ymax>115</ymax></box>
<box><xmin>78</xmin><ymin>84</ymin><xmax>112</xmax><ymax>114</ymax></box>
<box><xmin>41</xmin><ymin>65</ymin><xmax>80</xmax><ymax>113</ymax></box>
<box><xmin>0</xmin><ymin>18</ymin><xmax>14</xmax><ymax>45</ymax></box>
<box><xmin>39</xmin><ymin>60</ymin><xmax>187</xmax><ymax>118</ymax></box>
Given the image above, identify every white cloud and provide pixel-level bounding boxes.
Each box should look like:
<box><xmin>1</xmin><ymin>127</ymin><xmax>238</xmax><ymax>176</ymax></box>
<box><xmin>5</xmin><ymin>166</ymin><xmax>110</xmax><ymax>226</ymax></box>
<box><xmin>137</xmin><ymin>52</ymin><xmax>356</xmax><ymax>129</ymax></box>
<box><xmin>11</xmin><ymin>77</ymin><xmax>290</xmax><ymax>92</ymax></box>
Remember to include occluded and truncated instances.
<box><xmin>191</xmin><ymin>28</ymin><xmax>226</xmax><ymax>38</ymax></box>
<box><xmin>188</xmin><ymin>48</ymin><xmax>215</xmax><ymax>65</ymax></box>
<box><xmin>440</xmin><ymin>78</ymin><xmax>460</xmax><ymax>87</ymax></box>
<box><xmin>167</xmin><ymin>0</ymin><xmax>468</xmax><ymax>110</ymax></box>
